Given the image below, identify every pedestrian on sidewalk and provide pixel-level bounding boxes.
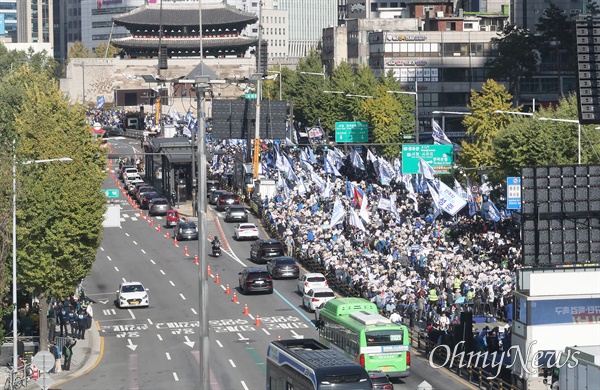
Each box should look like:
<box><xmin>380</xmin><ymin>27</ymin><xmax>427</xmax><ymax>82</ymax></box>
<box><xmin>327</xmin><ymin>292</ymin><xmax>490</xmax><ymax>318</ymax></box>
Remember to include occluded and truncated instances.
<box><xmin>62</xmin><ymin>339</ymin><xmax>77</xmax><ymax>371</ymax></box>
<box><xmin>77</xmin><ymin>309</ymin><xmax>88</xmax><ymax>340</ymax></box>
<box><xmin>86</xmin><ymin>302</ymin><xmax>94</xmax><ymax>330</ymax></box>
<box><xmin>47</xmin><ymin>302</ymin><xmax>57</xmax><ymax>342</ymax></box>
<box><xmin>49</xmin><ymin>342</ymin><xmax>60</xmax><ymax>373</ymax></box>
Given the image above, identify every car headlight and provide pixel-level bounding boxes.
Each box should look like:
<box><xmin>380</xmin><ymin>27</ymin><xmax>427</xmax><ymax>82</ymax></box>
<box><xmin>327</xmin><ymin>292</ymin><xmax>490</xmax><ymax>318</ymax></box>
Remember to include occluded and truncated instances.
<box><xmin>142</xmin><ymin>294</ymin><xmax>148</xmax><ymax>300</ymax></box>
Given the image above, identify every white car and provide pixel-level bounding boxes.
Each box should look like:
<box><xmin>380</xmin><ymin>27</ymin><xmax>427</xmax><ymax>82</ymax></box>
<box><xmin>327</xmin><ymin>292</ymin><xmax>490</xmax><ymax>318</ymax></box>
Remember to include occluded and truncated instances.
<box><xmin>297</xmin><ymin>272</ymin><xmax>328</xmax><ymax>295</ymax></box>
<box><xmin>234</xmin><ymin>223</ymin><xmax>259</xmax><ymax>240</ymax></box>
<box><xmin>116</xmin><ymin>281</ymin><xmax>149</xmax><ymax>308</ymax></box>
<box><xmin>302</xmin><ymin>287</ymin><xmax>336</xmax><ymax>312</ymax></box>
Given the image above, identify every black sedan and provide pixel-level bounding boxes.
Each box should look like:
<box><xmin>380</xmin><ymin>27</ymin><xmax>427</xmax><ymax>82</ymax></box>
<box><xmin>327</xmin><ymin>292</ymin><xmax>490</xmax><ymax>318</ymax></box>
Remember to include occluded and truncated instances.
<box><xmin>140</xmin><ymin>191</ymin><xmax>160</xmax><ymax>209</ymax></box>
<box><xmin>266</xmin><ymin>257</ymin><xmax>300</xmax><ymax>279</ymax></box>
<box><xmin>175</xmin><ymin>221</ymin><xmax>198</xmax><ymax>241</ymax></box>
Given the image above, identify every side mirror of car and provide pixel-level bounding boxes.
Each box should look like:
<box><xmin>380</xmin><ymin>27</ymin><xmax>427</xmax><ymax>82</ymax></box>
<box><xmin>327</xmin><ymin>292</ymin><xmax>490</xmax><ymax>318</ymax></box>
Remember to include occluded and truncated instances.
<box><xmin>116</xmin><ymin>290</ymin><xmax>119</xmax><ymax>293</ymax></box>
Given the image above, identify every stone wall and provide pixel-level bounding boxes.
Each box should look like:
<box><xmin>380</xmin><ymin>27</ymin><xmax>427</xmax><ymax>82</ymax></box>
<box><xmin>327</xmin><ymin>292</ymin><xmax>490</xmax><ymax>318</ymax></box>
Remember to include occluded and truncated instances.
<box><xmin>59</xmin><ymin>57</ymin><xmax>258</xmax><ymax>113</ymax></box>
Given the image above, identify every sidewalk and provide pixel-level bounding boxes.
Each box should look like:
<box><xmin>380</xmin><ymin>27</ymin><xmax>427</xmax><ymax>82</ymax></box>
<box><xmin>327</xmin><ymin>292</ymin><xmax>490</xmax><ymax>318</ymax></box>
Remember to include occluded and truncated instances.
<box><xmin>22</xmin><ymin>322</ymin><xmax>102</xmax><ymax>390</ymax></box>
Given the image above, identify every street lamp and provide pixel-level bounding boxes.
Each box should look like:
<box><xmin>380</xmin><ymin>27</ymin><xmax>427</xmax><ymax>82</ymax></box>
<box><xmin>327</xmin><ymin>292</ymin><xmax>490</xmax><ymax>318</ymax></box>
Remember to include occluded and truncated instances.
<box><xmin>299</xmin><ymin>71</ymin><xmax>326</xmax><ymax>89</ymax></box>
<box><xmin>266</xmin><ymin>70</ymin><xmax>282</xmax><ymax>100</ymax></box>
<box><xmin>346</xmin><ymin>94</ymin><xmax>374</xmax><ymax>99</ymax></box>
<box><xmin>493</xmin><ymin>110</ymin><xmax>534</xmax><ymax>117</ymax></box>
<box><xmin>11</xmin><ymin>144</ymin><xmax>71</xmax><ymax>386</ymax></box>
<box><xmin>193</xmin><ymin>74</ymin><xmax>211</xmax><ymax>390</ymax></box>
<box><xmin>538</xmin><ymin>117</ymin><xmax>581</xmax><ymax>165</ymax></box>
<box><xmin>388</xmin><ymin>90</ymin><xmax>419</xmax><ymax>143</ymax></box>
<box><xmin>323</xmin><ymin>90</ymin><xmax>345</xmax><ymax>94</ymax></box>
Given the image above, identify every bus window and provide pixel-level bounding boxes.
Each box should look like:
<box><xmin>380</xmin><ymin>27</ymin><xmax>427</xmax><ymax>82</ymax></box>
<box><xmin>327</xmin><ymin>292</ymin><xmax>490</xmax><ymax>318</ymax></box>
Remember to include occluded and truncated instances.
<box><xmin>365</xmin><ymin>330</ymin><xmax>404</xmax><ymax>346</ymax></box>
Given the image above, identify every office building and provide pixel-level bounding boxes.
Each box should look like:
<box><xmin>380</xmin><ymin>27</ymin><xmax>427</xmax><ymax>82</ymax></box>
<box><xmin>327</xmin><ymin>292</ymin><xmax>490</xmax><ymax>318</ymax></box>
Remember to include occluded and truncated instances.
<box><xmin>0</xmin><ymin>0</ymin><xmax>17</xmax><ymax>42</ymax></box>
<box><xmin>16</xmin><ymin>0</ymin><xmax>54</xmax><ymax>44</ymax></box>
<box><xmin>81</xmin><ymin>0</ymin><xmax>144</xmax><ymax>52</ymax></box>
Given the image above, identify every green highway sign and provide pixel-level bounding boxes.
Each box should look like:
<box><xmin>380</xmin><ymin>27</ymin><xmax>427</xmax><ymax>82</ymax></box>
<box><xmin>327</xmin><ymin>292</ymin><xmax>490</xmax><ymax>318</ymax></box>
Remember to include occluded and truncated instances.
<box><xmin>335</xmin><ymin>121</ymin><xmax>369</xmax><ymax>143</ymax></box>
<box><xmin>402</xmin><ymin>144</ymin><xmax>454</xmax><ymax>175</ymax></box>
<box><xmin>245</xmin><ymin>93</ymin><xmax>257</xmax><ymax>99</ymax></box>
<box><xmin>101</xmin><ymin>189</ymin><xmax>120</xmax><ymax>198</ymax></box>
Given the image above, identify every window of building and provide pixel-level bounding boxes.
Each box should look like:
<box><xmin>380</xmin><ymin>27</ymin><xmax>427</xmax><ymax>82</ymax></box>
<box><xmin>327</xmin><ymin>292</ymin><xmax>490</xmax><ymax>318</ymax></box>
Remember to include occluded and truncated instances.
<box><xmin>446</xmin><ymin>22</ymin><xmax>457</xmax><ymax>31</ymax></box>
<box><xmin>420</xmin><ymin>93</ymin><xmax>439</xmax><ymax>107</ymax></box>
<box><xmin>441</xmin><ymin>92</ymin><xmax>469</xmax><ymax>106</ymax></box>
<box><xmin>442</xmin><ymin>68</ymin><xmax>470</xmax><ymax>82</ymax></box>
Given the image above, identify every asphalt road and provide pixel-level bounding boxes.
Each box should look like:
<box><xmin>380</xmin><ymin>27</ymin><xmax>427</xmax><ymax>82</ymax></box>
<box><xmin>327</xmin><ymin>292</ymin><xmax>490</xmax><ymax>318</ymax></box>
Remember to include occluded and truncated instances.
<box><xmin>61</xmin><ymin>139</ymin><xmax>473</xmax><ymax>390</ymax></box>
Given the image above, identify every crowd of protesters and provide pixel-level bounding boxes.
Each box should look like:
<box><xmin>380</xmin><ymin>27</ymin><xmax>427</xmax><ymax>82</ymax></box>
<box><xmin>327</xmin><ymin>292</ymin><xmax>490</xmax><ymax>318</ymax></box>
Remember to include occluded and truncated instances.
<box><xmin>208</xmin><ymin>140</ymin><xmax>519</xmax><ymax>345</ymax></box>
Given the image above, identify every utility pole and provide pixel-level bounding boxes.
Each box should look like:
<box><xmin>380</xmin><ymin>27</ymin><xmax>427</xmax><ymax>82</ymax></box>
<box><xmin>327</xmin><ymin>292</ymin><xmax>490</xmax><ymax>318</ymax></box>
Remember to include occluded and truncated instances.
<box><xmin>253</xmin><ymin>1</ymin><xmax>263</xmax><ymax>180</ymax></box>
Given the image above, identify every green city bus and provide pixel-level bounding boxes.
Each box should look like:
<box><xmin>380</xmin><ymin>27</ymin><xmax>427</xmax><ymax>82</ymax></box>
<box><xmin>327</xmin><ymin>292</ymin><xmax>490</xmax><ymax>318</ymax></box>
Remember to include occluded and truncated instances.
<box><xmin>316</xmin><ymin>297</ymin><xmax>410</xmax><ymax>378</ymax></box>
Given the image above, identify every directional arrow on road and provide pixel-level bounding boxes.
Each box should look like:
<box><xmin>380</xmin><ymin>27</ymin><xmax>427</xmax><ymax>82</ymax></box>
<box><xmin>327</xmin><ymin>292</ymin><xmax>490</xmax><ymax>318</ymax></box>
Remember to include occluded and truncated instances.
<box><xmin>126</xmin><ymin>338</ymin><xmax>138</xmax><ymax>351</ymax></box>
<box><xmin>184</xmin><ymin>336</ymin><xmax>195</xmax><ymax>348</ymax></box>
<box><xmin>237</xmin><ymin>333</ymin><xmax>249</xmax><ymax>341</ymax></box>
<box><xmin>291</xmin><ymin>330</ymin><xmax>304</xmax><ymax>339</ymax></box>
<box><xmin>98</xmin><ymin>299</ymin><xmax>109</xmax><ymax>305</ymax></box>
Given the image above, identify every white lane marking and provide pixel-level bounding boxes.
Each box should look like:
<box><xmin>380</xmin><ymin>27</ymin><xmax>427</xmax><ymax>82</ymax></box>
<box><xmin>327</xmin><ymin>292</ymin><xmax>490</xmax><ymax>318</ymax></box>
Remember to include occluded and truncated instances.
<box><xmin>150</xmin><ymin>259</ymin><xmax>156</xmax><ymax>265</ymax></box>
<box><xmin>114</xmin><ymin>266</ymin><xmax>119</xmax><ymax>272</ymax></box>
<box><xmin>191</xmin><ymin>308</ymin><xmax>197</xmax><ymax>315</ymax></box>
<box><xmin>169</xmin><ymin>281</ymin><xmax>175</xmax><ymax>286</ymax></box>
<box><xmin>157</xmin><ymin>334</ymin><xmax>163</xmax><ymax>341</ymax></box>
<box><xmin>128</xmin><ymin>309</ymin><xmax>136</xmax><ymax>320</ymax></box>
<box><xmin>247</xmin><ymin>314</ymin><xmax>254</xmax><ymax>320</ymax></box>
<box><xmin>100</xmin><ymin>247</ymin><xmax>104</xmax><ymax>251</ymax></box>
<box><xmin>219</xmin><ymin>285</ymin><xmax>226</xmax><ymax>291</ymax></box>
<box><xmin>237</xmin><ymin>333</ymin><xmax>248</xmax><ymax>341</ymax></box>
<box><xmin>262</xmin><ymin>328</ymin><xmax>271</xmax><ymax>336</ymax></box>
<box><xmin>179</xmin><ymin>293</ymin><xmax>186</xmax><ymax>300</ymax></box>
<box><xmin>125</xmin><ymin>233</ymin><xmax>130</xmax><ymax>237</ymax></box>
<box><xmin>241</xmin><ymin>381</ymin><xmax>249</xmax><ymax>390</ymax></box>
<box><xmin>106</xmin><ymin>256</ymin><xmax>112</xmax><ymax>261</ymax></box>
<box><xmin>132</xmin><ymin>241</ymin><xmax>138</xmax><ymax>245</ymax></box>
<box><xmin>173</xmin><ymin>372</ymin><xmax>179</xmax><ymax>382</ymax></box>
<box><xmin>229</xmin><ymin>360</ymin><xmax>236</xmax><ymax>368</ymax></box>
<box><xmin>141</xmin><ymin>249</ymin><xmax>146</xmax><ymax>254</ymax></box>
<box><xmin>160</xmin><ymin>270</ymin><xmax>165</xmax><ymax>275</ymax></box>
<box><xmin>166</xmin><ymin>352</ymin><xmax>171</xmax><ymax>360</ymax></box>
<box><xmin>147</xmin><ymin>318</ymin><xmax>153</xmax><ymax>325</ymax></box>
<box><xmin>122</xmin><ymin>278</ymin><xmax>127</xmax><ymax>283</ymax></box>
<box><xmin>216</xmin><ymin>340</ymin><xmax>223</xmax><ymax>348</ymax></box>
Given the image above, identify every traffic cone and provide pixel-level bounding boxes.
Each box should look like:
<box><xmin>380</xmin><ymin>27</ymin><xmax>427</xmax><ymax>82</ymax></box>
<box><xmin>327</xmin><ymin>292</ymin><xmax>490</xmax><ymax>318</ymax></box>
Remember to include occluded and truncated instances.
<box><xmin>225</xmin><ymin>284</ymin><xmax>231</xmax><ymax>294</ymax></box>
<box><xmin>243</xmin><ymin>304</ymin><xmax>249</xmax><ymax>315</ymax></box>
<box><xmin>278</xmin><ymin>334</ymin><xmax>281</xmax><ymax>341</ymax></box>
<box><xmin>32</xmin><ymin>366</ymin><xmax>38</xmax><ymax>380</ymax></box>
<box><xmin>157</xmin><ymin>224</ymin><xmax>161</xmax><ymax>232</ymax></box>
<box><xmin>255</xmin><ymin>315</ymin><xmax>261</xmax><ymax>326</ymax></box>
<box><xmin>139</xmin><ymin>210</ymin><xmax>143</xmax><ymax>218</ymax></box>
<box><xmin>165</xmin><ymin>231</ymin><xmax>170</xmax><ymax>239</ymax></box>
<box><xmin>232</xmin><ymin>292</ymin><xmax>238</xmax><ymax>303</ymax></box>
<box><xmin>207</xmin><ymin>265</ymin><xmax>212</xmax><ymax>275</ymax></box>
<box><xmin>174</xmin><ymin>237</ymin><xmax>179</xmax><ymax>247</ymax></box>
<box><xmin>194</xmin><ymin>255</ymin><xmax>198</xmax><ymax>265</ymax></box>
<box><xmin>150</xmin><ymin>218</ymin><xmax>155</xmax><ymax>226</ymax></box>
<box><xmin>184</xmin><ymin>246</ymin><xmax>189</xmax><ymax>256</ymax></box>
<box><xmin>215</xmin><ymin>273</ymin><xmax>220</xmax><ymax>283</ymax></box>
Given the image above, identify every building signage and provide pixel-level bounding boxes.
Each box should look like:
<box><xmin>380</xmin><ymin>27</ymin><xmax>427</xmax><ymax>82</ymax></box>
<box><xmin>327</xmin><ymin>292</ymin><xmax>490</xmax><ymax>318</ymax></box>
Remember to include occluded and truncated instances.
<box><xmin>387</xmin><ymin>60</ymin><xmax>427</xmax><ymax>67</ymax></box>
<box><xmin>387</xmin><ymin>35</ymin><xmax>427</xmax><ymax>41</ymax></box>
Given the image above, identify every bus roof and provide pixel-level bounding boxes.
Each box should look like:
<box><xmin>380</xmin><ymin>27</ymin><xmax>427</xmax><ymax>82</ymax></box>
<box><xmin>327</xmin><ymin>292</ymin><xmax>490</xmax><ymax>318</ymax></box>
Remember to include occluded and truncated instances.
<box><xmin>321</xmin><ymin>297</ymin><xmax>378</xmax><ymax>317</ymax></box>
<box><xmin>268</xmin><ymin>339</ymin><xmax>357</xmax><ymax>369</ymax></box>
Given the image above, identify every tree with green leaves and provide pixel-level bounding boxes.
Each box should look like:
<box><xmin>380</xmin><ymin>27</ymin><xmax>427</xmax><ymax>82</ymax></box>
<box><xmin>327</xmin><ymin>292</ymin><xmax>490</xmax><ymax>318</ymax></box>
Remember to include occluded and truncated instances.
<box><xmin>361</xmin><ymin>85</ymin><xmax>413</xmax><ymax>157</ymax></box>
<box><xmin>535</xmin><ymin>4</ymin><xmax>576</xmax><ymax>84</ymax></box>
<box><xmin>0</xmin><ymin>67</ymin><xmax>106</xmax><ymax>351</ymax></box>
<box><xmin>494</xmin><ymin>94</ymin><xmax>600</xmax><ymax>175</ymax></box>
<box><xmin>459</xmin><ymin>79</ymin><xmax>515</xmax><ymax>181</ymax></box>
<box><xmin>67</xmin><ymin>41</ymin><xmax>94</xmax><ymax>63</ymax></box>
<box><xmin>487</xmin><ymin>24</ymin><xmax>539</xmax><ymax>97</ymax></box>
<box><xmin>94</xmin><ymin>42</ymin><xmax>121</xmax><ymax>59</ymax></box>
<box><xmin>289</xmin><ymin>50</ymin><xmax>326</xmax><ymax>128</ymax></box>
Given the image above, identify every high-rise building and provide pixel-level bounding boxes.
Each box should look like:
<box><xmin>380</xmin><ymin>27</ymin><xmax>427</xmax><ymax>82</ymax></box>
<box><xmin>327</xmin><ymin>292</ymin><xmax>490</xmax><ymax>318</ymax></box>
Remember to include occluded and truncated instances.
<box><xmin>0</xmin><ymin>0</ymin><xmax>17</xmax><ymax>42</ymax></box>
<box><xmin>510</xmin><ymin>0</ymin><xmax>587</xmax><ymax>31</ymax></box>
<box><xmin>17</xmin><ymin>0</ymin><xmax>54</xmax><ymax>44</ymax></box>
<box><xmin>81</xmin><ymin>0</ymin><xmax>144</xmax><ymax>52</ymax></box>
<box><xmin>54</xmin><ymin>0</ymin><xmax>82</xmax><ymax>63</ymax></box>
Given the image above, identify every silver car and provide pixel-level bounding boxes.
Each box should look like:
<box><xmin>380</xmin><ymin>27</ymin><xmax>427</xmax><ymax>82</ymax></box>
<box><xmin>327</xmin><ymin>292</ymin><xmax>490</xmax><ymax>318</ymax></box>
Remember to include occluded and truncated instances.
<box><xmin>148</xmin><ymin>198</ymin><xmax>171</xmax><ymax>216</ymax></box>
<box><xmin>225</xmin><ymin>205</ymin><xmax>248</xmax><ymax>222</ymax></box>
<box><xmin>209</xmin><ymin>190</ymin><xmax>227</xmax><ymax>205</ymax></box>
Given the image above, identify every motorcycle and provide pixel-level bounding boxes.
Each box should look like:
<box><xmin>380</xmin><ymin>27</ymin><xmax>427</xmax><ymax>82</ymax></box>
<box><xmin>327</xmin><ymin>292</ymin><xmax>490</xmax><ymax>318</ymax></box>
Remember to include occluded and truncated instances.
<box><xmin>212</xmin><ymin>245</ymin><xmax>221</xmax><ymax>257</ymax></box>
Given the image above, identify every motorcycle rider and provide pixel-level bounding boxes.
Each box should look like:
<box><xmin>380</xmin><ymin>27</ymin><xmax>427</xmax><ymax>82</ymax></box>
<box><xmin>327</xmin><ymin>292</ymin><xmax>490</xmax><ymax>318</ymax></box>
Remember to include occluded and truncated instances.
<box><xmin>212</xmin><ymin>236</ymin><xmax>221</xmax><ymax>255</ymax></box>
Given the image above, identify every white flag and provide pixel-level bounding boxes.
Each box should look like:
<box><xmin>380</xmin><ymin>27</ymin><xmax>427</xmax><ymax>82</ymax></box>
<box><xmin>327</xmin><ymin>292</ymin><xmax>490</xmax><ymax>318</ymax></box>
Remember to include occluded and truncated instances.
<box><xmin>454</xmin><ymin>179</ymin><xmax>468</xmax><ymax>200</ymax></box>
<box><xmin>329</xmin><ymin>198</ymin><xmax>346</xmax><ymax>227</ymax></box>
<box><xmin>322</xmin><ymin>180</ymin><xmax>332</xmax><ymax>199</ymax></box>
<box><xmin>298</xmin><ymin>177</ymin><xmax>307</xmax><ymax>196</ymax></box>
<box><xmin>418</xmin><ymin>157</ymin><xmax>436</xmax><ymax>181</ymax></box>
<box><xmin>359</xmin><ymin>193</ymin><xmax>370</xmax><ymax>223</ymax></box>
<box><xmin>349</xmin><ymin>208</ymin><xmax>366</xmax><ymax>231</ymax></box>
<box><xmin>431</xmin><ymin>119</ymin><xmax>452</xmax><ymax>145</ymax></box>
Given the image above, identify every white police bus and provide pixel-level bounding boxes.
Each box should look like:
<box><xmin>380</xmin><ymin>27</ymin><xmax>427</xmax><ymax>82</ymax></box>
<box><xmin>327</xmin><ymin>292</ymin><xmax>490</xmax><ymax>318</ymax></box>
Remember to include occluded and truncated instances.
<box><xmin>266</xmin><ymin>338</ymin><xmax>373</xmax><ymax>390</ymax></box>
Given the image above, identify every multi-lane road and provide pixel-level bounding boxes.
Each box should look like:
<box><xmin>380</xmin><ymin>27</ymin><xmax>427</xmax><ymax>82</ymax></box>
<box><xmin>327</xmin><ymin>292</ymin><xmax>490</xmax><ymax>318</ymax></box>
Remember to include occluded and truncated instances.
<box><xmin>61</xmin><ymin>138</ymin><xmax>473</xmax><ymax>390</ymax></box>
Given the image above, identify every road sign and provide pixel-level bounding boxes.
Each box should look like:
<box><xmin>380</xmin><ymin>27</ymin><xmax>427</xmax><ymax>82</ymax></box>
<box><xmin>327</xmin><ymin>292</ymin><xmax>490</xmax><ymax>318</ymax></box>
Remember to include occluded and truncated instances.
<box><xmin>506</xmin><ymin>177</ymin><xmax>521</xmax><ymax>210</ymax></box>
<box><xmin>470</xmin><ymin>184</ymin><xmax>480</xmax><ymax>194</ymax></box>
<box><xmin>101</xmin><ymin>189</ymin><xmax>120</xmax><ymax>198</ymax></box>
<box><xmin>245</xmin><ymin>93</ymin><xmax>257</xmax><ymax>99</ymax></box>
<box><xmin>33</xmin><ymin>351</ymin><xmax>55</xmax><ymax>372</ymax></box>
<box><xmin>401</xmin><ymin>144</ymin><xmax>454</xmax><ymax>174</ymax></box>
<box><xmin>334</xmin><ymin>121</ymin><xmax>369</xmax><ymax>143</ymax></box>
